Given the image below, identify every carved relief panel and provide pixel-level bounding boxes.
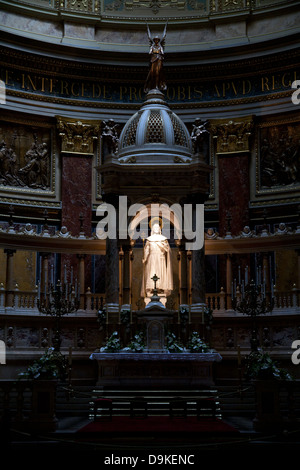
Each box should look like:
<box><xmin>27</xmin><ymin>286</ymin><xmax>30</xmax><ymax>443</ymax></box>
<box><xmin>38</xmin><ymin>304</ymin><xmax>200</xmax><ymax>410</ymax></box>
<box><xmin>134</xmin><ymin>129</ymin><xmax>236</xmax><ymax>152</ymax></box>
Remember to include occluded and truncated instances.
<box><xmin>256</xmin><ymin>119</ymin><xmax>300</xmax><ymax>194</ymax></box>
<box><xmin>0</xmin><ymin>119</ymin><xmax>58</xmax><ymax>205</ymax></box>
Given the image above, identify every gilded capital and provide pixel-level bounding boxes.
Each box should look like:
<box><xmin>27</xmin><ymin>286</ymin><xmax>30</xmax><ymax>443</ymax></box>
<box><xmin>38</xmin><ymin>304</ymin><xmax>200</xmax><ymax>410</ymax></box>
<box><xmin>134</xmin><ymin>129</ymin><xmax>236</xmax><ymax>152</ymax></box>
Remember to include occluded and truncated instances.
<box><xmin>56</xmin><ymin>117</ymin><xmax>100</xmax><ymax>155</ymax></box>
<box><xmin>210</xmin><ymin>117</ymin><xmax>253</xmax><ymax>154</ymax></box>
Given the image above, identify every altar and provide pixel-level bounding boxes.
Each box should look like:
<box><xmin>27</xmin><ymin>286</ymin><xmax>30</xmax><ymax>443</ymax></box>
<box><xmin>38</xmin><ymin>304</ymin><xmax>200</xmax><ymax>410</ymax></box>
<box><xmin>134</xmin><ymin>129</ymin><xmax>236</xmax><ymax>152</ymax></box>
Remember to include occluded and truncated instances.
<box><xmin>90</xmin><ymin>351</ymin><xmax>222</xmax><ymax>389</ymax></box>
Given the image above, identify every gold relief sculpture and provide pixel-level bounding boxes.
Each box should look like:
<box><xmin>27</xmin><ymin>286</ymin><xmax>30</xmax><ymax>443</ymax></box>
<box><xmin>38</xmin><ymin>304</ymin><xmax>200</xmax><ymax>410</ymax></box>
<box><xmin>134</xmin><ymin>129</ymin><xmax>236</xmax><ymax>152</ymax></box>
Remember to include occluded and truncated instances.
<box><xmin>0</xmin><ymin>124</ymin><xmax>51</xmax><ymax>191</ymax></box>
<box><xmin>211</xmin><ymin>117</ymin><xmax>253</xmax><ymax>154</ymax></box>
<box><xmin>66</xmin><ymin>0</ymin><xmax>93</xmax><ymax>11</ymax></box>
<box><xmin>218</xmin><ymin>0</ymin><xmax>244</xmax><ymax>10</ymax></box>
<box><xmin>57</xmin><ymin>118</ymin><xmax>99</xmax><ymax>155</ymax></box>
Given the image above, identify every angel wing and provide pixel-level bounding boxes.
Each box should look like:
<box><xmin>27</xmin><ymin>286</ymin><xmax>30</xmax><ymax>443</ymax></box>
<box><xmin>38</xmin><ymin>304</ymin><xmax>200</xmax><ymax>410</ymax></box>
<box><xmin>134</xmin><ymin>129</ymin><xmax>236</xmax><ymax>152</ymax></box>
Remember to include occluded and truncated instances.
<box><xmin>161</xmin><ymin>20</ymin><xmax>168</xmax><ymax>48</ymax></box>
<box><xmin>146</xmin><ymin>23</ymin><xmax>153</xmax><ymax>46</ymax></box>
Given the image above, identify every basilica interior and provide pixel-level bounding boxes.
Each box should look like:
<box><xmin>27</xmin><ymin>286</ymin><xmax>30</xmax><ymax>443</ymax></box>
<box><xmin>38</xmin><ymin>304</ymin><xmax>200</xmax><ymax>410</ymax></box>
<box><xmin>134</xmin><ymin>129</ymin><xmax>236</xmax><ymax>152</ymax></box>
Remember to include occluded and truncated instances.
<box><xmin>0</xmin><ymin>0</ymin><xmax>300</xmax><ymax>459</ymax></box>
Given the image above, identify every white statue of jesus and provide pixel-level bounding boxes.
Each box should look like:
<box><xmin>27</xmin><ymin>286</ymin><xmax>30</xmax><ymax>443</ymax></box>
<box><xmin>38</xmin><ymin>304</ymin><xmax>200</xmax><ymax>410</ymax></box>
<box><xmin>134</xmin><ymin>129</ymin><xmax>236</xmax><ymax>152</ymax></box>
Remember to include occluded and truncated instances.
<box><xmin>141</xmin><ymin>222</ymin><xmax>173</xmax><ymax>305</ymax></box>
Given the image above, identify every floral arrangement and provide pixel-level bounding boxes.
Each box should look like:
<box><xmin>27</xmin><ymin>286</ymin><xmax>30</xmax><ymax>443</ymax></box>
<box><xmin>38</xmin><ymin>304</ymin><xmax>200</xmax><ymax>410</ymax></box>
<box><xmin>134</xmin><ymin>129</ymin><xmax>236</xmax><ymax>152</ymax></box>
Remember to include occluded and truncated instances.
<box><xmin>18</xmin><ymin>347</ymin><xmax>68</xmax><ymax>381</ymax></box>
<box><xmin>244</xmin><ymin>350</ymin><xmax>293</xmax><ymax>381</ymax></box>
<box><xmin>165</xmin><ymin>331</ymin><xmax>184</xmax><ymax>353</ymax></box>
<box><xmin>124</xmin><ymin>332</ymin><xmax>145</xmax><ymax>353</ymax></box>
<box><xmin>187</xmin><ymin>331</ymin><xmax>209</xmax><ymax>353</ymax></box>
<box><xmin>100</xmin><ymin>331</ymin><xmax>121</xmax><ymax>353</ymax></box>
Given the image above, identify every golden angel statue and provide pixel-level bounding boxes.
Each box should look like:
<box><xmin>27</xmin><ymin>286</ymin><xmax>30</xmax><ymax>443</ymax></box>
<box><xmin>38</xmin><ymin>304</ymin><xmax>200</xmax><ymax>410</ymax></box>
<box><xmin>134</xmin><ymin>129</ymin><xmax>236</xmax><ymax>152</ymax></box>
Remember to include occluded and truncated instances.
<box><xmin>144</xmin><ymin>22</ymin><xmax>168</xmax><ymax>93</ymax></box>
<box><xmin>141</xmin><ymin>221</ymin><xmax>173</xmax><ymax>305</ymax></box>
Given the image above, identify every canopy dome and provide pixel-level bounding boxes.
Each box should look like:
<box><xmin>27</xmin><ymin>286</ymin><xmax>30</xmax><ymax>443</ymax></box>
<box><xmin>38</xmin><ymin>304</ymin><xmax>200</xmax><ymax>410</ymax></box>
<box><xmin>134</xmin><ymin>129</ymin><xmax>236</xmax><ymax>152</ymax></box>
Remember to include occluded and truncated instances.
<box><xmin>118</xmin><ymin>89</ymin><xmax>193</xmax><ymax>164</ymax></box>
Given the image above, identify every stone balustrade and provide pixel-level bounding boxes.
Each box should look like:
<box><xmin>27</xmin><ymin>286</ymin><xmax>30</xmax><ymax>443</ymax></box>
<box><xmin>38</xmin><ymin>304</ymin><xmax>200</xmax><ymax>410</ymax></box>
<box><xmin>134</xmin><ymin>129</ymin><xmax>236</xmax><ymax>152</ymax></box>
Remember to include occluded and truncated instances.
<box><xmin>0</xmin><ymin>283</ymin><xmax>299</xmax><ymax>315</ymax></box>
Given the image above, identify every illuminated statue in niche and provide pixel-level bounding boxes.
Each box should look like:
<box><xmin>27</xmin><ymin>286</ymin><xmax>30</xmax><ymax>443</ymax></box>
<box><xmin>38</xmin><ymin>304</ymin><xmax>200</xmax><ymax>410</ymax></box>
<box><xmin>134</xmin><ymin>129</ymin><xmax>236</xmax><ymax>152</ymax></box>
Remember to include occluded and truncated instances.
<box><xmin>141</xmin><ymin>220</ymin><xmax>173</xmax><ymax>305</ymax></box>
<box><xmin>144</xmin><ymin>22</ymin><xmax>168</xmax><ymax>93</ymax></box>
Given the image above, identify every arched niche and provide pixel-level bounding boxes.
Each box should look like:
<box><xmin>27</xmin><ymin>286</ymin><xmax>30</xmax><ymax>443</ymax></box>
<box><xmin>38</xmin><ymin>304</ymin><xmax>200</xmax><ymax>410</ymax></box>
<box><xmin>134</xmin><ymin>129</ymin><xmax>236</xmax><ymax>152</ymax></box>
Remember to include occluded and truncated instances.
<box><xmin>147</xmin><ymin>319</ymin><xmax>165</xmax><ymax>351</ymax></box>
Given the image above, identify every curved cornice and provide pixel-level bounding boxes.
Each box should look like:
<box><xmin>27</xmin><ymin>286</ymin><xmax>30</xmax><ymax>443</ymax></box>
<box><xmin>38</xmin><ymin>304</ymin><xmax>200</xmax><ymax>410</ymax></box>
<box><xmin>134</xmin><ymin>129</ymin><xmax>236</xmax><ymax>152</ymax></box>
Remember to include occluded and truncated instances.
<box><xmin>1</xmin><ymin>36</ymin><xmax>300</xmax><ymax>78</ymax></box>
<box><xmin>1</xmin><ymin>0</ymin><xmax>300</xmax><ymax>59</ymax></box>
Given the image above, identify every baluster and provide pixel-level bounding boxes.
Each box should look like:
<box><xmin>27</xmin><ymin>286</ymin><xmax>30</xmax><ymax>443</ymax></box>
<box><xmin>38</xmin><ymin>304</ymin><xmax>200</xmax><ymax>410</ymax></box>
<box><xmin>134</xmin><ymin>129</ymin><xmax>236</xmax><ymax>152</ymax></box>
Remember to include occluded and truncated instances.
<box><xmin>219</xmin><ymin>287</ymin><xmax>226</xmax><ymax>311</ymax></box>
<box><xmin>14</xmin><ymin>284</ymin><xmax>19</xmax><ymax>309</ymax></box>
<box><xmin>273</xmin><ymin>286</ymin><xmax>278</xmax><ymax>308</ymax></box>
<box><xmin>0</xmin><ymin>283</ymin><xmax>5</xmax><ymax>308</ymax></box>
<box><xmin>291</xmin><ymin>284</ymin><xmax>297</xmax><ymax>308</ymax></box>
<box><xmin>34</xmin><ymin>286</ymin><xmax>38</xmax><ymax>310</ymax></box>
<box><xmin>85</xmin><ymin>287</ymin><xmax>91</xmax><ymax>311</ymax></box>
<box><xmin>282</xmin><ymin>294</ymin><xmax>286</xmax><ymax>309</ymax></box>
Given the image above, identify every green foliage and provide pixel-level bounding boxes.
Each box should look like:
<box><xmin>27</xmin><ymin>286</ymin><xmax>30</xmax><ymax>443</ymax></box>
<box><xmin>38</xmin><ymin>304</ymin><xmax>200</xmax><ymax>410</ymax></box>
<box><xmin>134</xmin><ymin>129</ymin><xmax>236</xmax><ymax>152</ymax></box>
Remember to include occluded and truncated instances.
<box><xmin>100</xmin><ymin>331</ymin><xmax>122</xmax><ymax>352</ymax></box>
<box><xmin>165</xmin><ymin>332</ymin><xmax>184</xmax><ymax>353</ymax></box>
<box><xmin>126</xmin><ymin>332</ymin><xmax>145</xmax><ymax>353</ymax></box>
<box><xmin>19</xmin><ymin>348</ymin><xmax>68</xmax><ymax>381</ymax></box>
<box><xmin>97</xmin><ymin>307</ymin><xmax>106</xmax><ymax>327</ymax></box>
<box><xmin>187</xmin><ymin>331</ymin><xmax>209</xmax><ymax>352</ymax></box>
<box><xmin>244</xmin><ymin>350</ymin><xmax>293</xmax><ymax>381</ymax></box>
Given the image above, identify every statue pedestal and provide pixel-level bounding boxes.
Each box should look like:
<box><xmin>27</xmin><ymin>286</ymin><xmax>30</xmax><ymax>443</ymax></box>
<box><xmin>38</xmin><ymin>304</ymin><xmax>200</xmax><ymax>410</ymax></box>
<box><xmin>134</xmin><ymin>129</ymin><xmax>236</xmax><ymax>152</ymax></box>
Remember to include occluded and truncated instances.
<box><xmin>90</xmin><ymin>351</ymin><xmax>222</xmax><ymax>389</ymax></box>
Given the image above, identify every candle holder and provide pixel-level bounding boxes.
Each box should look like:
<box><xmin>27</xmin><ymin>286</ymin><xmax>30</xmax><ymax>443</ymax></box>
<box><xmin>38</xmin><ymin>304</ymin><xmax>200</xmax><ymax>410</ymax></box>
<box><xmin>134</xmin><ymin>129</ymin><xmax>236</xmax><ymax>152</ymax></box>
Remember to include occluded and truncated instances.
<box><xmin>232</xmin><ymin>279</ymin><xmax>274</xmax><ymax>351</ymax></box>
<box><xmin>37</xmin><ymin>280</ymin><xmax>80</xmax><ymax>351</ymax></box>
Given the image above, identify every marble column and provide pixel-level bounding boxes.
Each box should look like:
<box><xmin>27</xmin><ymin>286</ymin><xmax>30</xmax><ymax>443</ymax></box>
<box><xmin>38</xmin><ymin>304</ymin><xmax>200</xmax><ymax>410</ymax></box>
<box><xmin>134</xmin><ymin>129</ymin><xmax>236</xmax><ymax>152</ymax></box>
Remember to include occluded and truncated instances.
<box><xmin>4</xmin><ymin>249</ymin><xmax>16</xmax><ymax>307</ymax></box>
<box><xmin>296</xmin><ymin>249</ymin><xmax>300</xmax><ymax>289</ymax></box>
<box><xmin>189</xmin><ymin>199</ymin><xmax>206</xmax><ymax>315</ymax></box>
<box><xmin>57</xmin><ymin>117</ymin><xmax>99</xmax><ymax>294</ymax></box>
<box><xmin>212</xmin><ymin>117</ymin><xmax>253</xmax><ymax>237</ymax></box>
<box><xmin>191</xmin><ymin>247</ymin><xmax>206</xmax><ymax>305</ymax></box>
<box><xmin>178</xmin><ymin>244</ymin><xmax>188</xmax><ymax>305</ymax></box>
<box><xmin>212</xmin><ymin>117</ymin><xmax>253</xmax><ymax>301</ymax></box>
<box><xmin>105</xmin><ymin>237</ymin><xmax>119</xmax><ymax>311</ymax></box>
<box><xmin>218</xmin><ymin>154</ymin><xmax>250</xmax><ymax>236</ymax></box>
<box><xmin>119</xmin><ymin>247</ymin><xmax>124</xmax><ymax>306</ymax></box>
<box><xmin>226</xmin><ymin>254</ymin><xmax>233</xmax><ymax>309</ymax></box>
<box><xmin>122</xmin><ymin>243</ymin><xmax>131</xmax><ymax>308</ymax></box>
<box><xmin>187</xmin><ymin>250</ymin><xmax>192</xmax><ymax>304</ymax></box>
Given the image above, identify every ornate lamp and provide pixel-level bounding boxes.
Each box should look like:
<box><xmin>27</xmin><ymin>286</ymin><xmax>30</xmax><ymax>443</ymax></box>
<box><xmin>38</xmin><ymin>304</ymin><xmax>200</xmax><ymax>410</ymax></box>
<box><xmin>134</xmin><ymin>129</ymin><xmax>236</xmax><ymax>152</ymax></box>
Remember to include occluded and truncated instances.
<box><xmin>232</xmin><ymin>279</ymin><xmax>274</xmax><ymax>351</ymax></box>
<box><xmin>37</xmin><ymin>280</ymin><xmax>79</xmax><ymax>351</ymax></box>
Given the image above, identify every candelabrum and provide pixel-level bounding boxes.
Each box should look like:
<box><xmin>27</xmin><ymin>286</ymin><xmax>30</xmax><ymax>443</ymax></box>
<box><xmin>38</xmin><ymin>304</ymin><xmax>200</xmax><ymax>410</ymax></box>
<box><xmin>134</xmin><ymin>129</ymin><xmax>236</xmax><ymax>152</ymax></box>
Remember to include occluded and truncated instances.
<box><xmin>232</xmin><ymin>279</ymin><xmax>274</xmax><ymax>351</ymax></box>
<box><xmin>37</xmin><ymin>280</ymin><xmax>80</xmax><ymax>351</ymax></box>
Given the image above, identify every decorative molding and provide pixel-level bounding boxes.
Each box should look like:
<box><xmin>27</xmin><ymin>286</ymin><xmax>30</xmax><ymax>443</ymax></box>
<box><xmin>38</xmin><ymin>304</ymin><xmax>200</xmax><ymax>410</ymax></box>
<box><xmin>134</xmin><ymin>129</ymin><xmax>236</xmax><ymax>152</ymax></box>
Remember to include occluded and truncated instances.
<box><xmin>0</xmin><ymin>198</ymin><xmax>61</xmax><ymax>208</ymax></box>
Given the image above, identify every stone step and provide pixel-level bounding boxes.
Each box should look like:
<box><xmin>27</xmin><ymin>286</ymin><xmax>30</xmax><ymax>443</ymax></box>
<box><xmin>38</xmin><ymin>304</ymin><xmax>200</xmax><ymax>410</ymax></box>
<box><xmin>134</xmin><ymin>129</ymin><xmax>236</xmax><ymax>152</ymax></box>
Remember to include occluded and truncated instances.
<box><xmin>56</xmin><ymin>384</ymin><xmax>95</xmax><ymax>416</ymax></box>
<box><xmin>90</xmin><ymin>388</ymin><xmax>222</xmax><ymax>419</ymax></box>
<box><xmin>217</xmin><ymin>385</ymin><xmax>255</xmax><ymax>416</ymax></box>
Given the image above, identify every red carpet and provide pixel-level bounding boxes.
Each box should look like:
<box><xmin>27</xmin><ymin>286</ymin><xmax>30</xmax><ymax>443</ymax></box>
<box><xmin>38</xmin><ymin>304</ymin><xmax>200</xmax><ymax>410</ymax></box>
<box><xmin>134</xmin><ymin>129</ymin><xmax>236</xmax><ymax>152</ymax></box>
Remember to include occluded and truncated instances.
<box><xmin>77</xmin><ymin>416</ymin><xmax>239</xmax><ymax>435</ymax></box>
